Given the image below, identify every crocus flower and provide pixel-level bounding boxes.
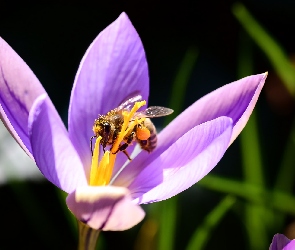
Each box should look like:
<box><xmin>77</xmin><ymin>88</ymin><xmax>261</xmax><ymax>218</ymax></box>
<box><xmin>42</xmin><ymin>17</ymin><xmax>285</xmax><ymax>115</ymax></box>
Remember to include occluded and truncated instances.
<box><xmin>270</xmin><ymin>234</ymin><xmax>295</xmax><ymax>250</ymax></box>
<box><xmin>0</xmin><ymin>12</ymin><xmax>267</xmax><ymax>232</ymax></box>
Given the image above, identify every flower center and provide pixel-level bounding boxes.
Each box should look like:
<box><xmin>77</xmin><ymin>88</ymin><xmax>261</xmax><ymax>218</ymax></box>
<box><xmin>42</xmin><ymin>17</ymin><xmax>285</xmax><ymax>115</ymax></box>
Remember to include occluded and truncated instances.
<box><xmin>89</xmin><ymin>100</ymin><xmax>146</xmax><ymax>186</ymax></box>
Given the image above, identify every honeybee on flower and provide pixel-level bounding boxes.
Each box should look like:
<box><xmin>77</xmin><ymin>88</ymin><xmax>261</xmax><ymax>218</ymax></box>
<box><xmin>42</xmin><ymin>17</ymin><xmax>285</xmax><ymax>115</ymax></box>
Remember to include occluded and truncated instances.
<box><xmin>91</xmin><ymin>94</ymin><xmax>173</xmax><ymax>160</ymax></box>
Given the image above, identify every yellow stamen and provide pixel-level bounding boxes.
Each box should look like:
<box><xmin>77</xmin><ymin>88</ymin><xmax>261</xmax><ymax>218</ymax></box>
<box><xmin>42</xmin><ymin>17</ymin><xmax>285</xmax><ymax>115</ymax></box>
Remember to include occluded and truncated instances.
<box><xmin>90</xmin><ymin>136</ymin><xmax>101</xmax><ymax>186</ymax></box>
<box><xmin>124</xmin><ymin>118</ymin><xmax>145</xmax><ymax>137</ymax></box>
<box><xmin>105</xmin><ymin>153</ymin><xmax>116</xmax><ymax>183</ymax></box>
<box><xmin>111</xmin><ymin>101</ymin><xmax>146</xmax><ymax>154</ymax></box>
<box><xmin>89</xmin><ymin>101</ymin><xmax>146</xmax><ymax>186</ymax></box>
<box><xmin>95</xmin><ymin>151</ymin><xmax>110</xmax><ymax>186</ymax></box>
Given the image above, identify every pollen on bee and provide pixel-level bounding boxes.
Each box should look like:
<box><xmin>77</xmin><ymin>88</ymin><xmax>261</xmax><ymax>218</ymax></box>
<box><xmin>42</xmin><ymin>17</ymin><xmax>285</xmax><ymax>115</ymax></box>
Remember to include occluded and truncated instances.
<box><xmin>136</xmin><ymin>126</ymin><xmax>150</xmax><ymax>140</ymax></box>
<box><xmin>92</xmin><ymin>120</ymin><xmax>101</xmax><ymax>134</ymax></box>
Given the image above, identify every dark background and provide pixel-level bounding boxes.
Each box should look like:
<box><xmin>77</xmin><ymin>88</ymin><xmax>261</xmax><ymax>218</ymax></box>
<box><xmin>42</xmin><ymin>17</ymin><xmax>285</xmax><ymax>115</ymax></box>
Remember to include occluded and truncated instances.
<box><xmin>1</xmin><ymin>1</ymin><xmax>295</xmax><ymax>249</ymax></box>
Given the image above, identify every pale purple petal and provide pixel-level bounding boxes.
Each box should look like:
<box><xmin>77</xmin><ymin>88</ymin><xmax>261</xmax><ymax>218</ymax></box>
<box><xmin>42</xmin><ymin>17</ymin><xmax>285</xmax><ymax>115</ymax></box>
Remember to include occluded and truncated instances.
<box><xmin>28</xmin><ymin>94</ymin><xmax>87</xmax><ymax>193</ymax></box>
<box><xmin>66</xmin><ymin>186</ymin><xmax>145</xmax><ymax>231</ymax></box>
<box><xmin>157</xmin><ymin>73</ymin><xmax>266</xmax><ymax>151</ymax></box>
<box><xmin>0</xmin><ymin>37</ymin><xmax>46</xmax><ymax>158</ymax></box>
<box><xmin>68</xmin><ymin>12</ymin><xmax>149</xmax><ymax>178</ymax></box>
<box><xmin>284</xmin><ymin>241</ymin><xmax>295</xmax><ymax>250</ymax></box>
<box><xmin>270</xmin><ymin>234</ymin><xmax>295</xmax><ymax>250</ymax></box>
<box><xmin>158</xmin><ymin>73</ymin><xmax>267</xmax><ymax>149</ymax></box>
<box><xmin>114</xmin><ymin>73</ymin><xmax>267</xmax><ymax>185</ymax></box>
<box><xmin>125</xmin><ymin>117</ymin><xmax>232</xmax><ymax>203</ymax></box>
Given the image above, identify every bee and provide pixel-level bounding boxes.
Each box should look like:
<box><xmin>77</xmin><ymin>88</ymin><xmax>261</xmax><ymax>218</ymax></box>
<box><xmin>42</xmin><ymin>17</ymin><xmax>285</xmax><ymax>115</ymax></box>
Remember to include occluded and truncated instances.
<box><xmin>90</xmin><ymin>95</ymin><xmax>173</xmax><ymax>160</ymax></box>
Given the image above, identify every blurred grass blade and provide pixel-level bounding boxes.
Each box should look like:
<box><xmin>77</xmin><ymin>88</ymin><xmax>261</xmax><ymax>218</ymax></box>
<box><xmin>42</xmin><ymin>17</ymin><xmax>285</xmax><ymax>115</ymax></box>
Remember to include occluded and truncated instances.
<box><xmin>238</xmin><ymin>30</ymin><xmax>264</xmax><ymax>188</ymax></box>
<box><xmin>237</xmin><ymin>30</ymin><xmax>253</xmax><ymax>78</ymax></box>
<box><xmin>275</xmin><ymin>119</ymin><xmax>295</xmax><ymax>192</ymax></box>
<box><xmin>233</xmin><ymin>4</ymin><xmax>295</xmax><ymax>234</ymax></box>
<box><xmin>186</xmin><ymin>195</ymin><xmax>236</xmax><ymax>250</ymax></box>
<box><xmin>56</xmin><ymin>188</ymin><xmax>77</xmax><ymax>236</ymax></box>
<box><xmin>157</xmin><ymin>47</ymin><xmax>198</xmax><ymax>250</ymax></box>
<box><xmin>134</xmin><ymin>217</ymin><xmax>158</xmax><ymax>250</ymax></box>
<box><xmin>198</xmin><ymin>175</ymin><xmax>295</xmax><ymax>215</ymax></box>
<box><xmin>238</xmin><ymin>30</ymin><xmax>269</xmax><ymax>249</ymax></box>
<box><xmin>273</xmin><ymin>113</ymin><xmax>295</xmax><ymax>229</ymax></box>
<box><xmin>233</xmin><ymin>3</ymin><xmax>295</xmax><ymax>96</ymax></box>
<box><xmin>164</xmin><ymin>46</ymin><xmax>198</xmax><ymax>125</ymax></box>
<box><xmin>158</xmin><ymin>197</ymin><xmax>178</xmax><ymax>250</ymax></box>
<box><xmin>243</xmin><ymin>204</ymin><xmax>269</xmax><ymax>249</ymax></box>
<box><xmin>240</xmin><ymin>110</ymin><xmax>265</xmax><ymax>185</ymax></box>
<box><xmin>240</xmin><ymin>110</ymin><xmax>269</xmax><ymax>249</ymax></box>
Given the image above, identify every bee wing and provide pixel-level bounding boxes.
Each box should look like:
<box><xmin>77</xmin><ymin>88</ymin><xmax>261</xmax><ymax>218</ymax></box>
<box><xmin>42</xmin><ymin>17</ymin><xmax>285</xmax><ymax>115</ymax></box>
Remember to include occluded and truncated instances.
<box><xmin>134</xmin><ymin>106</ymin><xmax>174</xmax><ymax>118</ymax></box>
<box><xmin>114</xmin><ymin>94</ymin><xmax>143</xmax><ymax>111</ymax></box>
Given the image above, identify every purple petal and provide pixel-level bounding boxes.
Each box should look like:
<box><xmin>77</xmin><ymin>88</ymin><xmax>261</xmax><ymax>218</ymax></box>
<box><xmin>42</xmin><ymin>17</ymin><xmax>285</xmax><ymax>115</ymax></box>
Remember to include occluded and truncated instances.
<box><xmin>28</xmin><ymin>94</ymin><xmax>87</xmax><ymax>193</ymax></box>
<box><xmin>270</xmin><ymin>234</ymin><xmax>295</xmax><ymax>250</ymax></box>
<box><xmin>284</xmin><ymin>241</ymin><xmax>295</xmax><ymax>250</ymax></box>
<box><xmin>124</xmin><ymin>116</ymin><xmax>233</xmax><ymax>203</ymax></box>
<box><xmin>158</xmin><ymin>73</ymin><xmax>266</xmax><ymax>150</ymax></box>
<box><xmin>68</xmin><ymin>12</ymin><xmax>149</xmax><ymax>177</ymax></box>
<box><xmin>66</xmin><ymin>186</ymin><xmax>145</xmax><ymax>231</ymax></box>
<box><xmin>160</xmin><ymin>73</ymin><xmax>267</xmax><ymax>149</ymax></box>
<box><xmin>113</xmin><ymin>73</ymin><xmax>266</xmax><ymax>186</ymax></box>
<box><xmin>0</xmin><ymin>37</ymin><xmax>46</xmax><ymax>158</ymax></box>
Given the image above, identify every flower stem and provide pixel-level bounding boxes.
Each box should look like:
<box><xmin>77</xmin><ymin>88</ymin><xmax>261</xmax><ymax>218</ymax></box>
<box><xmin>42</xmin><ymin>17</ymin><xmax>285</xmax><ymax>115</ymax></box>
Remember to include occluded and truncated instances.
<box><xmin>77</xmin><ymin>220</ymin><xmax>100</xmax><ymax>250</ymax></box>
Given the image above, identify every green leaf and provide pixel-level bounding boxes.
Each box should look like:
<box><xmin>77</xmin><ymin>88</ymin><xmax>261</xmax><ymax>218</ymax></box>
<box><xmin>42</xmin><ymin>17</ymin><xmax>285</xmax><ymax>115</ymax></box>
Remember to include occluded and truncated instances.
<box><xmin>157</xmin><ymin>47</ymin><xmax>198</xmax><ymax>250</ymax></box>
<box><xmin>198</xmin><ymin>175</ymin><xmax>295</xmax><ymax>215</ymax></box>
<box><xmin>275</xmin><ymin>119</ymin><xmax>295</xmax><ymax>192</ymax></box>
<box><xmin>233</xmin><ymin>2</ymin><xmax>295</xmax><ymax>96</ymax></box>
<box><xmin>237</xmin><ymin>30</ymin><xmax>269</xmax><ymax>249</ymax></box>
<box><xmin>164</xmin><ymin>46</ymin><xmax>198</xmax><ymax>125</ymax></box>
<box><xmin>186</xmin><ymin>195</ymin><xmax>236</xmax><ymax>250</ymax></box>
<box><xmin>157</xmin><ymin>197</ymin><xmax>178</xmax><ymax>250</ymax></box>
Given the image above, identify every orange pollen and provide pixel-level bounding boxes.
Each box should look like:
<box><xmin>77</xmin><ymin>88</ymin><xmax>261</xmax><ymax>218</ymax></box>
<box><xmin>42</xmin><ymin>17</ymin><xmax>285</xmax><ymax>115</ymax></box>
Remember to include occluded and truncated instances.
<box><xmin>136</xmin><ymin>126</ymin><xmax>150</xmax><ymax>140</ymax></box>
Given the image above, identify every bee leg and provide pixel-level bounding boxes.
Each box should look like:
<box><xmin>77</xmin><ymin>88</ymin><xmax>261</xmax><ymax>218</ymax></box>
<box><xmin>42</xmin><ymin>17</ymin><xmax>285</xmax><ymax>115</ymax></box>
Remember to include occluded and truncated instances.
<box><xmin>112</xmin><ymin>143</ymin><xmax>132</xmax><ymax>161</ymax></box>
<box><xmin>123</xmin><ymin>150</ymin><xmax>132</xmax><ymax>161</ymax></box>
<box><xmin>111</xmin><ymin>131</ymin><xmax>135</xmax><ymax>160</ymax></box>
<box><xmin>90</xmin><ymin>135</ymin><xmax>97</xmax><ymax>156</ymax></box>
<box><xmin>114</xmin><ymin>143</ymin><xmax>129</xmax><ymax>153</ymax></box>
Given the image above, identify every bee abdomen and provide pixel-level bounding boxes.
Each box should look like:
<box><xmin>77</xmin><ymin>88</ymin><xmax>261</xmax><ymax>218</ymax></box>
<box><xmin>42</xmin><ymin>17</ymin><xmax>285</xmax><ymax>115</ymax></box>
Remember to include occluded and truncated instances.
<box><xmin>139</xmin><ymin>119</ymin><xmax>157</xmax><ymax>153</ymax></box>
<box><xmin>148</xmin><ymin>132</ymin><xmax>157</xmax><ymax>151</ymax></box>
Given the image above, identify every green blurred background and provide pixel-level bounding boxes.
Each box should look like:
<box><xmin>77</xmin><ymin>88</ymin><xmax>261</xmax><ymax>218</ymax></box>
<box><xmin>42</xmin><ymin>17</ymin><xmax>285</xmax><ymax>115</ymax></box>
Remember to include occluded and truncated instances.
<box><xmin>1</xmin><ymin>1</ymin><xmax>295</xmax><ymax>249</ymax></box>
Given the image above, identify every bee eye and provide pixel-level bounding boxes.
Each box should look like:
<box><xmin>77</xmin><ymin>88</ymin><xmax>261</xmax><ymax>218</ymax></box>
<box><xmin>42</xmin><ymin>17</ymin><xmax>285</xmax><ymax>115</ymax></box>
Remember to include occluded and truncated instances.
<box><xmin>104</xmin><ymin>123</ymin><xmax>111</xmax><ymax>133</ymax></box>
